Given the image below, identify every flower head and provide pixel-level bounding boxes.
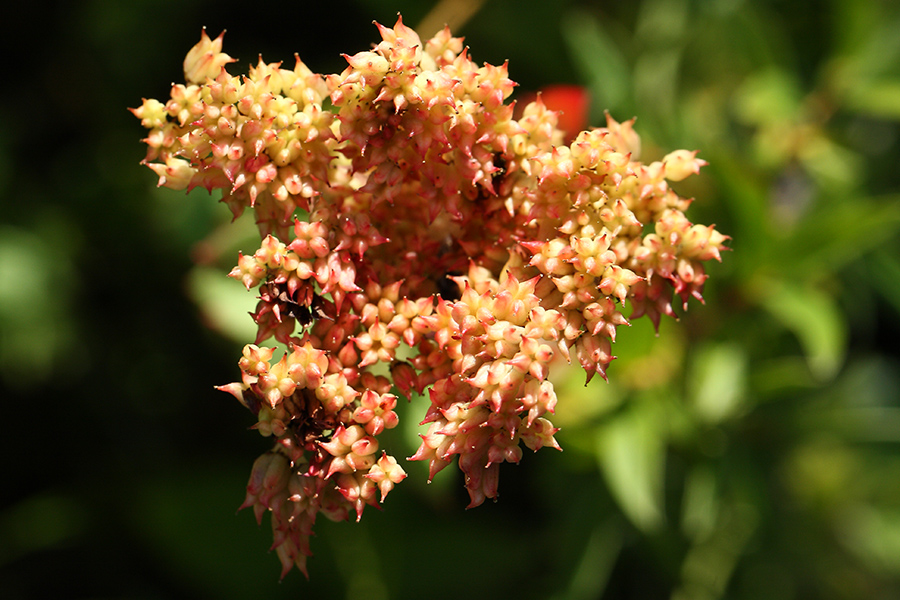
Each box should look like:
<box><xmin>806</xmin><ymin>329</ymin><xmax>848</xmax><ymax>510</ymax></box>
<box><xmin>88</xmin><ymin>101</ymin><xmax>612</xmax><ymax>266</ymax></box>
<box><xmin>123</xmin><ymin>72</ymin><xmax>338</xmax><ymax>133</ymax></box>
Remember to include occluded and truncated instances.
<box><xmin>135</xmin><ymin>15</ymin><xmax>728</xmax><ymax>578</ymax></box>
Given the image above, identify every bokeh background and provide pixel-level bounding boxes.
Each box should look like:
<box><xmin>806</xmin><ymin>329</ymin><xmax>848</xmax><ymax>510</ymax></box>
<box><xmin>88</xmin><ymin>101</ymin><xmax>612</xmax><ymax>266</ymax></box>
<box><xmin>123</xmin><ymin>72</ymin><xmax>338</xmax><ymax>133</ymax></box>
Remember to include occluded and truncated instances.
<box><xmin>2</xmin><ymin>0</ymin><xmax>900</xmax><ymax>598</ymax></box>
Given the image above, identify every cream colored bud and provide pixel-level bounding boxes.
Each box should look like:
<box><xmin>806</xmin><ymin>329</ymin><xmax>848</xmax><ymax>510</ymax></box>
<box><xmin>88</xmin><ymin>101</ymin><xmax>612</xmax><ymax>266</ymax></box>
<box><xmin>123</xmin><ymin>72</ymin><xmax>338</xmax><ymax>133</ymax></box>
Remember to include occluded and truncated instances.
<box><xmin>663</xmin><ymin>149</ymin><xmax>707</xmax><ymax>182</ymax></box>
<box><xmin>147</xmin><ymin>156</ymin><xmax>195</xmax><ymax>190</ymax></box>
<box><xmin>183</xmin><ymin>29</ymin><xmax>234</xmax><ymax>84</ymax></box>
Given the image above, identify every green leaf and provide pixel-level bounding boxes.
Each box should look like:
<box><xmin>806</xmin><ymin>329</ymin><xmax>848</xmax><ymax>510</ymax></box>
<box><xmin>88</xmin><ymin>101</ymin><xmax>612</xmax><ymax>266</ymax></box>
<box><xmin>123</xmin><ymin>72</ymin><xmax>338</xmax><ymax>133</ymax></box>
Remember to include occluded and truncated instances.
<box><xmin>0</xmin><ymin>493</ymin><xmax>88</xmax><ymax>567</ymax></box>
<box><xmin>688</xmin><ymin>343</ymin><xmax>748</xmax><ymax>424</ymax></box>
<box><xmin>672</xmin><ymin>501</ymin><xmax>759</xmax><ymax>600</ymax></box>
<box><xmin>634</xmin><ymin>50</ymin><xmax>682</xmax><ymax>129</ymax></box>
<box><xmin>187</xmin><ymin>267</ymin><xmax>259</xmax><ymax>343</ymax></box>
<box><xmin>561</xmin><ymin>9</ymin><xmax>631</xmax><ymax>116</ymax></box>
<box><xmin>761</xmin><ymin>281</ymin><xmax>846</xmax><ymax>381</ymax></box>
<box><xmin>635</xmin><ymin>0</ymin><xmax>689</xmax><ymax>47</ymax></box>
<box><xmin>868</xmin><ymin>249</ymin><xmax>900</xmax><ymax>318</ymax></box>
<box><xmin>595</xmin><ymin>400</ymin><xmax>666</xmax><ymax>532</ymax></box>
<box><xmin>841</xmin><ymin>79</ymin><xmax>900</xmax><ymax>120</ymax></box>
<box><xmin>798</xmin><ymin>131</ymin><xmax>863</xmax><ymax>189</ymax></box>
<box><xmin>829</xmin><ymin>0</ymin><xmax>881</xmax><ymax>57</ymax></box>
<box><xmin>705</xmin><ymin>150</ymin><xmax>772</xmax><ymax>273</ymax></box>
<box><xmin>840</xmin><ymin>506</ymin><xmax>900</xmax><ymax>575</ymax></box>
<box><xmin>778</xmin><ymin>195</ymin><xmax>900</xmax><ymax>277</ymax></box>
<box><xmin>732</xmin><ymin>68</ymin><xmax>802</xmax><ymax>126</ymax></box>
<box><xmin>552</xmin><ymin>518</ymin><xmax>623</xmax><ymax>600</ymax></box>
<box><xmin>840</xmin><ymin>14</ymin><xmax>900</xmax><ymax>80</ymax></box>
<box><xmin>681</xmin><ymin>466</ymin><xmax>719</xmax><ymax>542</ymax></box>
<box><xmin>551</xmin><ymin>360</ymin><xmax>624</xmax><ymax>429</ymax></box>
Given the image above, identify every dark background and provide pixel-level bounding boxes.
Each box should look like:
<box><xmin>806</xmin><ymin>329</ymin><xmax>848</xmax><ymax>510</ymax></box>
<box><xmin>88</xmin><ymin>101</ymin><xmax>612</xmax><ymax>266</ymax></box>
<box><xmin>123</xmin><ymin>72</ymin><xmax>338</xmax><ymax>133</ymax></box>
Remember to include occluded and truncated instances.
<box><xmin>2</xmin><ymin>0</ymin><xmax>900</xmax><ymax>598</ymax></box>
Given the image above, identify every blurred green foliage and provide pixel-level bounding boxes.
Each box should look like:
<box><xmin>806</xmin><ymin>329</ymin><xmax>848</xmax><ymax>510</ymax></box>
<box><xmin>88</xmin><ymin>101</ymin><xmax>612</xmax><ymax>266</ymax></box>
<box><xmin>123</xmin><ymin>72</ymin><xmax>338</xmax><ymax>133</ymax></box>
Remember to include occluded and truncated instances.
<box><xmin>2</xmin><ymin>0</ymin><xmax>900</xmax><ymax>598</ymax></box>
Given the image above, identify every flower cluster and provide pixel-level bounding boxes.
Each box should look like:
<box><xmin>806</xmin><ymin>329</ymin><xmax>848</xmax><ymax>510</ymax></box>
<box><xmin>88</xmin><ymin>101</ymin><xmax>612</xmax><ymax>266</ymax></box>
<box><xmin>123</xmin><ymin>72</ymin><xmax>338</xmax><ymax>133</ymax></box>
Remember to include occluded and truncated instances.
<box><xmin>133</xmin><ymin>17</ymin><xmax>728</xmax><ymax>578</ymax></box>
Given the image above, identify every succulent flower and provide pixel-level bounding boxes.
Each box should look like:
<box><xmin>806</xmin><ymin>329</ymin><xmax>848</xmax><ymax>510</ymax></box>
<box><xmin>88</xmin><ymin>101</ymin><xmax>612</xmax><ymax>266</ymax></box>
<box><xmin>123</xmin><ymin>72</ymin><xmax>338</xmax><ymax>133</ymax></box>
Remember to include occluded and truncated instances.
<box><xmin>134</xmin><ymin>15</ymin><xmax>728</xmax><ymax>578</ymax></box>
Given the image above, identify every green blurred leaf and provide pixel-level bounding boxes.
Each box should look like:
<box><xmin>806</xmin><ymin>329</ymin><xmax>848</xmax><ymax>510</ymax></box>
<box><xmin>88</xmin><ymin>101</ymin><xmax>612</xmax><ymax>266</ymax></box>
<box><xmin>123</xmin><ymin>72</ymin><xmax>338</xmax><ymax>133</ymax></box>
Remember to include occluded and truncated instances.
<box><xmin>187</xmin><ymin>266</ymin><xmax>259</xmax><ymax>343</ymax></box>
<box><xmin>840</xmin><ymin>506</ymin><xmax>900</xmax><ymax>575</ymax></box>
<box><xmin>561</xmin><ymin>9</ymin><xmax>631</xmax><ymax>117</ymax></box>
<box><xmin>783</xmin><ymin>438</ymin><xmax>861</xmax><ymax>509</ymax></box>
<box><xmin>551</xmin><ymin>518</ymin><xmax>623</xmax><ymax>600</ymax></box>
<box><xmin>733</xmin><ymin>68</ymin><xmax>802</xmax><ymax>126</ymax></box>
<box><xmin>688</xmin><ymin>343</ymin><xmax>748</xmax><ymax>423</ymax></box>
<box><xmin>778</xmin><ymin>194</ymin><xmax>900</xmax><ymax>277</ymax></box>
<box><xmin>132</xmin><ymin>463</ymin><xmax>306</xmax><ymax>598</ymax></box>
<box><xmin>798</xmin><ymin>131</ymin><xmax>864</xmax><ymax>189</ymax></box>
<box><xmin>829</xmin><ymin>7</ymin><xmax>900</xmax><ymax>120</ymax></box>
<box><xmin>632</xmin><ymin>0</ymin><xmax>688</xmax><ymax>133</ymax></box>
<box><xmin>552</xmin><ymin>360</ymin><xmax>623</xmax><ymax>429</ymax></box>
<box><xmin>595</xmin><ymin>400</ymin><xmax>666</xmax><ymax>532</ymax></box>
<box><xmin>868</xmin><ymin>248</ymin><xmax>900</xmax><ymax>318</ymax></box>
<box><xmin>706</xmin><ymin>150</ymin><xmax>772</xmax><ymax>271</ymax></box>
<box><xmin>681</xmin><ymin>466</ymin><xmax>718</xmax><ymax>542</ymax></box>
<box><xmin>0</xmin><ymin>224</ymin><xmax>80</xmax><ymax>387</ymax></box>
<box><xmin>840</xmin><ymin>79</ymin><xmax>900</xmax><ymax>120</ymax></box>
<box><xmin>0</xmin><ymin>493</ymin><xmax>89</xmax><ymax>567</ymax></box>
<box><xmin>672</xmin><ymin>501</ymin><xmax>758</xmax><ymax>600</ymax></box>
<box><xmin>635</xmin><ymin>0</ymin><xmax>689</xmax><ymax>47</ymax></box>
<box><xmin>634</xmin><ymin>50</ymin><xmax>682</xmax><ymax>131</ymax></box>
<box><xmin>840</xmin><ymin>14</ymin><xmax>900</xmax><ymax>80</ymax></box>
<box><xmin>802</xmin><ymin>358</ymin><xmax>900</xmax><ymax>443</ymax></box>
<box><xmin>749</xmin><ymin>356</ymin><xmax>818</xmax><ymax>395</ymax></box>
<box><xmin>761</xmin><ymin>281</ymin><xmax>846</xmax><ymax>381</ymax></box>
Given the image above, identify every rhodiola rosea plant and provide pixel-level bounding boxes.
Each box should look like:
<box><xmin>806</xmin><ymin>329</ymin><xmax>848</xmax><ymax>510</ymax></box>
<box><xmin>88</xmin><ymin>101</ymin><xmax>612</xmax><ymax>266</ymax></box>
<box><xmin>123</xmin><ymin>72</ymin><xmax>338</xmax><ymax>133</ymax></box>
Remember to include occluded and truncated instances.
<box><xmin>132</xmin><ymin>16</ymin><xmax>728</xmax><ymax>578</ymax></box>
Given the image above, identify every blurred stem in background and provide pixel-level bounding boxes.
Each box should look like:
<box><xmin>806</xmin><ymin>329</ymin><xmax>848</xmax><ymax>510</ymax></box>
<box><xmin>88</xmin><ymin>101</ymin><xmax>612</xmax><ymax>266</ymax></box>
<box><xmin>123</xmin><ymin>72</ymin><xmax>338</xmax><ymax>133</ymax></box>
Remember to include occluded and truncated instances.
<box><xmin>416</xmin><ymin>0</ymin><xmax>487</xmax><ymax>37</ymax></box>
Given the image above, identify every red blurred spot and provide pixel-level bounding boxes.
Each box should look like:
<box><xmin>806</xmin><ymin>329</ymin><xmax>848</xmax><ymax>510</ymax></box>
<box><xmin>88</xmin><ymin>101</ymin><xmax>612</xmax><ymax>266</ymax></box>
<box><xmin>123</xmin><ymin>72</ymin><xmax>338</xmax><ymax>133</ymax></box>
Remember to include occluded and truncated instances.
<box><xmin>519</xmin><ymin>84</ymin><xmax>590</xmax><ymax>143</ymax></box>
